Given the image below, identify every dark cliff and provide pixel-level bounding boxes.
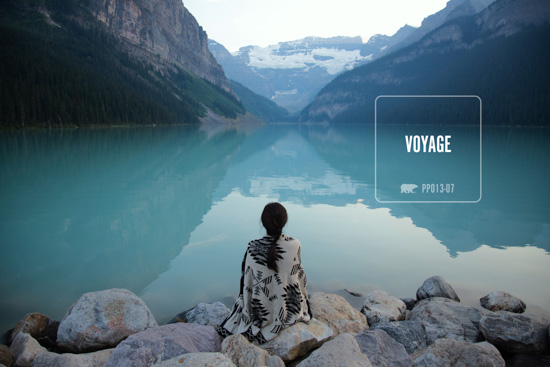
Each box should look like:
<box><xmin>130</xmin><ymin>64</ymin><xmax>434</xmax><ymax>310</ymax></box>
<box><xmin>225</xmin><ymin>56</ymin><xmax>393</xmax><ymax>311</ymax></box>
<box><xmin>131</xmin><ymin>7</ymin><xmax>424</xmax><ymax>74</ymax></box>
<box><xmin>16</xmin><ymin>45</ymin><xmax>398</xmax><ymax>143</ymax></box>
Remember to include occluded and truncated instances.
<box><xmin>89</xmin><ymin>0</ymin><xmax>230</xmax><ymax>92</ymax></box>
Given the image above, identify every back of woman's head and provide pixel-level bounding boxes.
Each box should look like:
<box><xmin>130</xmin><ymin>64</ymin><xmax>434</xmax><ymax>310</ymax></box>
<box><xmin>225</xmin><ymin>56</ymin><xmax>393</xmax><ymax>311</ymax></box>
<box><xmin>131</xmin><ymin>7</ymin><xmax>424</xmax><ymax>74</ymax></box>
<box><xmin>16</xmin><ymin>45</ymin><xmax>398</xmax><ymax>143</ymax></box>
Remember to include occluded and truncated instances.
<box><xmin>261</xmin><ymin>202</ymin><xmax>287</xmax><ymax>272</ymax></box>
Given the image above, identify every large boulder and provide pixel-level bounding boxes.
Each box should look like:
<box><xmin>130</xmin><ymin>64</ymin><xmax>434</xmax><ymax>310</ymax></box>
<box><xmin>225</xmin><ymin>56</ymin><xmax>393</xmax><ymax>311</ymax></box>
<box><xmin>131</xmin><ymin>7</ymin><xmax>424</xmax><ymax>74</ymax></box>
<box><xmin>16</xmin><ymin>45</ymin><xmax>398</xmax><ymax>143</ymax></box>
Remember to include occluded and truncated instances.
<box><xmin>412</xmin><ymin>339</ymin><xmax>505</xmax><ymax>367</ymax></box>
<box><xmin>370</xmin><ymin>320</ymin><xmax>427</xmax><ymax>354</ymax></box>
<box><xmin>221</xmin><ymin>334</ymin><xmax>284</xmax><ymax>367</ymax></box>
<box><xmin>32</xmin><ymin>349</ymin><xmax>113</xmax><ymax>367</ymax></box>
<box><xmin>296</xmin><ymin>333</ymin><xmax>372</xmax><ymax>367</ymax></box>
<box><xmin>479</xmin><ymin>311</ymin><xmax>549</xmax><ymax>354</ymax></box>
<box><xmin>169</xmin><ymin>302</ymin><xmax>230</xmax><ymax>327</ymax></box>
<box><xmin>260</xmin><ymin>319</ymin><xmax>333</xmax><ymax>362</ymax></box>
<box><xmin>9</xmin><ymin>313</ymin><xmax>59</xmax><ymax>350</ymax></box>
<box><xmin>57</xmin><ymin>288</ymin><xmax>157</xmax><ymax>353</ymax></box>
<box><xmin>416</xmin><ymin>276</ymin><xmax>460</xmax><ymax>302</ymax></box>
<box><xmin>409</xmin><ymin>297</ymin><xmax>483</xmax><ymax>344</ymax></box>
<box><xmin>360</xmin><ymin>290</ymin><xmax>406</xmax><ymax>326</ymax></box>
<box><xmin>151</xmin><ymin>352</ymin><xmax>236</xmax><ymax>367</ymax></box>
<box><xmin>309</xmin><ymin>292</ymin><xmax>368</xmax><ymax>335</ymax></box>
<box><xmin>0</xmin><ymin>344</ymin><xmax>14</xmax><ymax>367</ymax></box>
<box><xmin>354</xmin><ymin>329</ymin><xmax>413</xmax><ymax>367</ymax></box>
<box><xmin>480</xmin><ymin>291</ymin><xmax>526</xmax><ymax>313</ymax></box>
<box><xmin>104</xmin><ymin>323</ymin><xmax>221</xmax><ymax>367</ymax></box>
<box><xmin>9</xmin><ymin>332</ymin><xmax>47</xmax><ymax>367</ymax></box>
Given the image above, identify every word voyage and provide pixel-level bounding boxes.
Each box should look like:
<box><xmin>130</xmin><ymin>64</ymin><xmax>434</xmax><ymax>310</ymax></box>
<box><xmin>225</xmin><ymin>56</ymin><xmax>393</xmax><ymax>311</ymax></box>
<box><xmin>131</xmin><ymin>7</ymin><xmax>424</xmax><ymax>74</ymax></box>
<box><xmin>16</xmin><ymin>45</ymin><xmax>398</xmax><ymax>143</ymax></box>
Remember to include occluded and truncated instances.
<box><xmin>405</xmin><ymin>135</ymin><xmax>452</xmax><ymax>153</ymax></box>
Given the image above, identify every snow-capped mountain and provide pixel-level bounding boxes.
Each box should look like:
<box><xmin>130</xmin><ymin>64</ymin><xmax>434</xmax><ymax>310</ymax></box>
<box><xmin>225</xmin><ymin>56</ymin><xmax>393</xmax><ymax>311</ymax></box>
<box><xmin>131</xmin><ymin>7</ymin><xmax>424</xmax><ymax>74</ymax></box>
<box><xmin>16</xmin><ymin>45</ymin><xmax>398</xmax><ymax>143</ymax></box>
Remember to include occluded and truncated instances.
<box><xmin>210</xmin><ymin>33</ymin><xmax>414</xmax><ymax>114</ymax></box>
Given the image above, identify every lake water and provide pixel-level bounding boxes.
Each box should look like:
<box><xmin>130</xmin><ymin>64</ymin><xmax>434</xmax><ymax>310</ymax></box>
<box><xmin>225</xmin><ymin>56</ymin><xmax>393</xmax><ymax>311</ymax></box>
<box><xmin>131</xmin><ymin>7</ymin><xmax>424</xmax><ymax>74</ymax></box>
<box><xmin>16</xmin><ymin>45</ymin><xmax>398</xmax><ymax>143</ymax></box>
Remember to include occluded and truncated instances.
<box><xmin>1</xmin><ymin>124</ymin><xmax>549</xmax><ymax>335</ymax></box>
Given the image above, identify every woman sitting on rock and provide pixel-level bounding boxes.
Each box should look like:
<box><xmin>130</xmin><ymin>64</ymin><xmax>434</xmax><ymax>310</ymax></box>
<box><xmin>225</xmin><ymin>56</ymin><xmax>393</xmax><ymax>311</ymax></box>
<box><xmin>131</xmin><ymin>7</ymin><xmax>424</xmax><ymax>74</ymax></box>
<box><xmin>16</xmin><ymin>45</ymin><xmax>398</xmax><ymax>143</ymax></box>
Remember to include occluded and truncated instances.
<box><xmin>217</xmin><ymin>202</ymin><xmax>312</xmax><ymax>344</ymax></box>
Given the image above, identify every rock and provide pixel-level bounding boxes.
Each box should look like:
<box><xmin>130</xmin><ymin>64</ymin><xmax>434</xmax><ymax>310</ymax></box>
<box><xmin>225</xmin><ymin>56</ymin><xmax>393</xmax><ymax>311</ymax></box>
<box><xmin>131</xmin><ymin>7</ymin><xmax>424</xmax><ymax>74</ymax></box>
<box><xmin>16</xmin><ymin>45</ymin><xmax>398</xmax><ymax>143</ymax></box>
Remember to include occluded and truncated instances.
<box><xmin>480</xmin><ymin>291</ymin><xmax>526</xmax><ymax>313</ymax></box>
<box><xmin>9</xmin><ymin>313</ymin><xmax>59</xmax><ymax>350</ymax></box>
<box><xmin>412</xmin><ymin>339</ymin><xmax>505</xmax><ymax>367</ymax></box>
<box><xmin>479</xmin><ymin>311</ymin><xmax>549</xmax><ymax>354</ymax></box>
<box><xmin>104</xmin><ymin>323</ymin><xmax>221</xmax><ymax>367</ymax></box>
<box><xmin>9</xmin><ymin>332</ymin><xmax>47</xmax><ymax>367</ymax></box>
<box><xmin>0</xmin><ymin>344</ymin><xmax>13</xmax><ymax>367</ymax></box>
<box><xmin>57</xmin><ymin>288</ymin><xmax>157</xmax><ymax>353</ymax></box>
<box><xmin>355</xmin><ymin>329</ymin><xmax>413</xmax><ymax>367</ymax></box>
<box><xmin>296</xmin><ymin>333</ymin><xmax>372</xmax><ymax>367</ymax></box>
<box><xmin>221</xmin><ymin>334</ymin><xmax>284</xmax><ymax>367</ymax></box>
<box><xmin>360</xmin><ymin>290</ymin><xmax>406</xmax><ymax>326</ymax></box>
<box><xmin>151</xmin><ymin>352</ymin><xmax>236</xmax><ymax>367</ymax></box>
<box><xmin>416</xmin><ymin>276</ymin><xmax>460</xmax><ymax>302</ymax></box>
<box><xmin>32</xmin><ymin>349</ymin><xmax>113</xmax><ymax>367</ymax></box>
<box><xmin>309</xmin><ymin>292</ymin><xmax>368</xmax><ymax>335</ymax></box>
<box><xmin>409</xmin><ymin>297</ymin><xmax>483</xmax><ymax>344</ymax></box>
<box><xmin>370</xmin><ymin>320</ymin><xmax>427</xmax><ymax>354</ymax></box>
<box><xmin>400</xmin><ymin>298</ymin><xmax>416</xmax><ymax>311</ymax></box>
<box><xmin>345</xmin><ymin>289</ymin><xmax>364</xmax><ymax>298</ymax></box>
<box><xmin>504</xmin><ymin>353</ymin><xmax>550</xmax><ymax>367</ymax></box>
<box><xmin>260</xmin><ymin>319</ymin><xmax>333</xmax><ymax>362</ymax></box>
<box><xmin>169</xmin><ymin>302</ymin><xmax>230</xmax><ymax>327</ymax></box>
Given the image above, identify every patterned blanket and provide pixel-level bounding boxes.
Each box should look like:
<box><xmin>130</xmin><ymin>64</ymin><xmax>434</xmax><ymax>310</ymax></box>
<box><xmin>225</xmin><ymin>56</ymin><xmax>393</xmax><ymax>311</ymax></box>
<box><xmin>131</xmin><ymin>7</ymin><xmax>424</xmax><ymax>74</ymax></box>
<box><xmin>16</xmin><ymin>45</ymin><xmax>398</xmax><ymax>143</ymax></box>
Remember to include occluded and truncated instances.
<box><xmin>217</xmin><ymin>234</ymin><xmax>312</xmax><ymax>344</ymax></box>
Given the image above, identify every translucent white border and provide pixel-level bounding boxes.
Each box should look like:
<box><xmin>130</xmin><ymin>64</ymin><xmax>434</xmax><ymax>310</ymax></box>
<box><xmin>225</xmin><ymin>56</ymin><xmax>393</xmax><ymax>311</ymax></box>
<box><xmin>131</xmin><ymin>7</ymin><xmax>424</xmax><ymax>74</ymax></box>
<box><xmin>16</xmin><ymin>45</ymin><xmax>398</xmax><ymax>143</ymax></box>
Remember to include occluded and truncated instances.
<box><xmin>374</xmin><ymin>95</ymin><xmax>482</xmax><ymax>204</ymax></box>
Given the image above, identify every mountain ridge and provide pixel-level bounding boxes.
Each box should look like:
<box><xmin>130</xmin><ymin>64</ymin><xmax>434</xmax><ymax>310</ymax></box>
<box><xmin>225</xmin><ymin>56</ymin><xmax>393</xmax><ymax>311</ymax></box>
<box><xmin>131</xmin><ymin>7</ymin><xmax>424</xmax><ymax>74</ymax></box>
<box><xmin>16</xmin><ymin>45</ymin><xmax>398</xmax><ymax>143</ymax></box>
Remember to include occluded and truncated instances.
<box><xmin>299</xmin><ymin>0</ymin><xmax>550</xmax><ymax>126</ymax></box>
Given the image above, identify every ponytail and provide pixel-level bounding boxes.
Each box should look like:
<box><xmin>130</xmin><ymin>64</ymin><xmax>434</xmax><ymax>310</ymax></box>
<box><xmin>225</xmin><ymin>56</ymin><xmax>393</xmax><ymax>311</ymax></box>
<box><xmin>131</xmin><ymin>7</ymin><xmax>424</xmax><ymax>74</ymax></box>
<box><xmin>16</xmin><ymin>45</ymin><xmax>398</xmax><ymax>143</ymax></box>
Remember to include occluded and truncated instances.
<box><xmin>261</xmin><ymin>203</ymin><xmax>287</xmax><ymax>273</ymax></box>
<box><xmin>267</xmin><ymin>228</ymin><xmax>282</xmax><ymax>272</ymax></box>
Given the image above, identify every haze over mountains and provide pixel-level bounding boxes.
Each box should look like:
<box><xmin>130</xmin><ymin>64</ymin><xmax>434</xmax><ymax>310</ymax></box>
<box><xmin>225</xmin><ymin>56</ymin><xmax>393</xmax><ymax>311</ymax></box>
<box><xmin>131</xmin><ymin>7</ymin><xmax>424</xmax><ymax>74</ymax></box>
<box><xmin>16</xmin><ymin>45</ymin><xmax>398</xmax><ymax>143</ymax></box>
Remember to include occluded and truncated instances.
<box><xmin>209</xmin><ymin>0</ymin><xmax>498</xmax><ymax>115</ymax></box>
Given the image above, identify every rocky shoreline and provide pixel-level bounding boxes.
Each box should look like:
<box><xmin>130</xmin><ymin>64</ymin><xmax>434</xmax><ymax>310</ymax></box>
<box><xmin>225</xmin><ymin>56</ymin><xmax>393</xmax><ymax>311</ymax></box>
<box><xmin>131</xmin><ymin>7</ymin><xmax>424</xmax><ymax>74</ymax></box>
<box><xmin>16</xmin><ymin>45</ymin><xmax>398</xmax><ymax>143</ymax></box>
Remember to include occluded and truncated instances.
<box><xmin>1</xmin><ymin>275</ymin><xmax>549</xmax><ymax>367</ymax></box>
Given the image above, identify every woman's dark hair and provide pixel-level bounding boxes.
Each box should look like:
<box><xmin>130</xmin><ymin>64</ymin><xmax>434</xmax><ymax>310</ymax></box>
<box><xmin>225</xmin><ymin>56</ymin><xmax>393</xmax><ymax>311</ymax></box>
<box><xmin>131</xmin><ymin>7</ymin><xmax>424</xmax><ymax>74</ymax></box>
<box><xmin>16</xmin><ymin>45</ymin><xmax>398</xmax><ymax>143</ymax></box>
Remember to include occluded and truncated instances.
<box><xmin>261</xmin><ymin>202</ymin><xmax>288</xmax><ymax>272</ymax></box>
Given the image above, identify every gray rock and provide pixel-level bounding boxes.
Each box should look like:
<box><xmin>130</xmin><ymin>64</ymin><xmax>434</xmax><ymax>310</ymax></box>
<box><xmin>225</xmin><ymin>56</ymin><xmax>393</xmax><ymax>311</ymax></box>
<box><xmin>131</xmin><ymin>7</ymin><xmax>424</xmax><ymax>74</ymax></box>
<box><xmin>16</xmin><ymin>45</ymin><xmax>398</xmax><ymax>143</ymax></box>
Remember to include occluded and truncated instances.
<box><xmin>104</xmin><ymin>323</ymin><xmax>221</xmax><ymax>367</ymax></box>
<box><xmin>504</xmin><ymin>353</ymin><xmax>550</xmax><ymax>367</ymax></box>
<box><xmin>10</xmin><ymin>332</ymin><xmax>47</xmax><ymax>367</ymax></box>
<box><xmin>370</xmin><ymin>320</ymin><xmax>427</xmax><ymax>354</ymax></box>
<box><xmin>9</xmin><ymin>313</ymin><xmax>59</xmax><ymax>350</ymax></box>
<box><xmin>260</xmin><ymin>319</ymin><xmax>333</xmax><ymax>362</ymax></box>
<box><xmin>355</xmin><ymin>329</ymin><xmax>413</xmax><ymax>367</ymax></box>
<box><xmin>151</xmin><ymin>352</ymin><xmax>236</xmax><ymax>367</ymax></box>
<box><xmin>360</xmin><ymin>290</ymin><xmax>406</xmax><ymax>326</ymax></box>
<box><xmin>412</xmin><ymin>339</ymin><xmax>505</xmax><ymax>367</ymax></box>
<box><xmin>221</xmin><ymin>334</ymin><xmax>284</xmax><ymax>367</ymax></box>
<box><xmin>409</xmin><ymin>297</ymin><xmax>483</xmax><ymax>344</ymax></box>
<box><xmin>32</xmin><ymin>349</ymin><xmax>113</xmax><ymax>367</ymax></box>
<box><xmin>479</xmin><ymin>311</ymin><xmax>549</xmax><ymax>354</ymax></box>
<box><xmin>170</xmin><ymin>302</ymin><xmax>230</xmax><ymax>327</ymax></box>
<box><xmin>309</xmin><ymin>292</ymin><xmax>368</xmax><ymax>335</ymax></box>
<box><xmin>57</xmin><ymin>288</ymin><xmax>157</xmax><ymax>353</ymax></box>
<box><xmin>0</xmin><ymin>344</ymin><xmax>13</xmax><ymax>367</ymax></box>
<box><xmin>296</xmin><ymin>333</ymin><xmax>372</xmax><ymax>367</ymax></box>
<box><xmin>480</xmin><ymin>291</ymin><xmax>526</xmax><ymax>313</ymax></box>
<box><xmin>400</xmin><ymin>298</ymin><xmax>416</xmax><ymax>311</ymax></box>
<box><xmin>416</xmin><ymin>276</ymin><xmax>460</xmax><ymax>302</ymax></box>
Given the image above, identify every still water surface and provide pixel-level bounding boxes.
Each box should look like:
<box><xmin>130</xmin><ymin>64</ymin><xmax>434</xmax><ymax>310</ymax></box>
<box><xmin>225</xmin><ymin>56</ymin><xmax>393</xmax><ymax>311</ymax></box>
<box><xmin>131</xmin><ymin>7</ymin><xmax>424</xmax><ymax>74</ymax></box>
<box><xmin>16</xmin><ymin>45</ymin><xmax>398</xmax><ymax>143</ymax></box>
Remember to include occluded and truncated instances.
<box><xmin>0</xmin><ymin>124</ymin><xmax>549</xmax><ymax>333</ymax></box>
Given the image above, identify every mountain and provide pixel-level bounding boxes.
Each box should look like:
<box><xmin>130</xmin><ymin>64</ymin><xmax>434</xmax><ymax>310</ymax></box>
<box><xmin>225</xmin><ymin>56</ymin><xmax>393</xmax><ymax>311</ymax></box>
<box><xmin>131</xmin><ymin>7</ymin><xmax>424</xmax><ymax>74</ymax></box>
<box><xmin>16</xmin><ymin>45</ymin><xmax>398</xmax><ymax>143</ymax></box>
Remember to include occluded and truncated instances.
<box><xmin>229</xmin><ymin>81</ymin><xmax>290</xmax><ymax>122</ymax></box>
<box><xmin>89</xmin><ymin>0</ymin><xmax>230</xmax><ymax>92</ymax></box>
<box><xmin>385</xmin><ymin>0</ymin><xmax>496</xmax><ymax>54</ymax></box>
<box><xmin>210</xmin><ymin>33</ymin><xmax>418</xmax><ymax>115</ymax></box>
<box><xmin>0</xmin><ymin>0</ymin><xmax>248</xmax><ymax>127</ymax></box>
<box><xmin>300</xmin><ymin>0</ymin><xmax>550</xmax><ymax>126</ymax></box>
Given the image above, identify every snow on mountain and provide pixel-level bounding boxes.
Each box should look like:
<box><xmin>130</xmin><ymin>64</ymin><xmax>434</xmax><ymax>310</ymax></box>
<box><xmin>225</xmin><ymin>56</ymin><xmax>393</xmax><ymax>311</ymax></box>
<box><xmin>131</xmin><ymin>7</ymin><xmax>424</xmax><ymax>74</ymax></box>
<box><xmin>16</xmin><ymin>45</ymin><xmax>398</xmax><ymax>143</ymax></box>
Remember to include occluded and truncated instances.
<box><xmin>243</xmin><ymin>44</ymin><xmax>372</xmax><ymax>75</ymax></box>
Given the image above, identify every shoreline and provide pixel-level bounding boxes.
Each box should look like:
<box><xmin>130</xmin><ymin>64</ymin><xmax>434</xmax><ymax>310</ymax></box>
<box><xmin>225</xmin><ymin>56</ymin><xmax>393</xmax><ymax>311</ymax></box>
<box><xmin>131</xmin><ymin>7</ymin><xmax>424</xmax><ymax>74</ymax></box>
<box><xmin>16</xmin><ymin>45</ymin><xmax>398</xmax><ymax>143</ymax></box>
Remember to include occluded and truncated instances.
<box><xmin>2</xmin><ymin>276</ymin><xmax>549</xmax><ymax>367</ymax></box>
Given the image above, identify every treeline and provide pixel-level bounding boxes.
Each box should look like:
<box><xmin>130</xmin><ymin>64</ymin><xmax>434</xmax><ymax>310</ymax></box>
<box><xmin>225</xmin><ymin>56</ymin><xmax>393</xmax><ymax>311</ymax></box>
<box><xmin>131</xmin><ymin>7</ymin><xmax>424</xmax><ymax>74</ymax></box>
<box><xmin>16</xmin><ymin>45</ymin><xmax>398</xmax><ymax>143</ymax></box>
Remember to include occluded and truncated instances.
<box><xmin>302</xmin><ymin>17</ymin><xmax>550</xmax><ymax>126</ymax></box>
<box><xmin>229</xmin><ymin>80</ymin><xmax>290</xmax><ymax>122</ymax></box>
<box><xmin>0</xmin><ymin>1</ymin><xmax>244</xmax><ymax>128</ymax></box>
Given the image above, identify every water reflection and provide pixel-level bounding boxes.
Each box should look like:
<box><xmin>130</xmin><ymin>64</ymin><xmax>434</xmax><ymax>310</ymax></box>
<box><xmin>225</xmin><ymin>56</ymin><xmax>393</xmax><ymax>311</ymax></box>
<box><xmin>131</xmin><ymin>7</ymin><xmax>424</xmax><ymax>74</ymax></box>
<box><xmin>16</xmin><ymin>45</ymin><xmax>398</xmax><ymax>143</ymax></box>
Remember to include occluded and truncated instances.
<box><xmin>1</xmin><ymin>124</ymin><xmax>548</xmax><ymax>333</ymax></box>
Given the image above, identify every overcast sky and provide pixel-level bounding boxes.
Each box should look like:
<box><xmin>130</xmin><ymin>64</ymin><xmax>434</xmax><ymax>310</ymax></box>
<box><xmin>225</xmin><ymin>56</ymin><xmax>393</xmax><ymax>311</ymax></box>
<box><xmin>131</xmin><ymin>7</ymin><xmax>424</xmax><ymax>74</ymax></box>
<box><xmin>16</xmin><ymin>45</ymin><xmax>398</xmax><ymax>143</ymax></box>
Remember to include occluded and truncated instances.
<box><xmin>183</xmin><ymin>0</ymin><xmax>449</xmax><ymax>52</ymax></box>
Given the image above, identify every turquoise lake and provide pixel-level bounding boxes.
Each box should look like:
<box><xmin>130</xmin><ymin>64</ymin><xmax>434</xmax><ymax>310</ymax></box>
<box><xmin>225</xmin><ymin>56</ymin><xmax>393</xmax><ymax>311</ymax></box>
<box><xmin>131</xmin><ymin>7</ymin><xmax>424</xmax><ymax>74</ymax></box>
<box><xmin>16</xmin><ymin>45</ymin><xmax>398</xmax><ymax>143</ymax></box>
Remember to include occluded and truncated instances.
<box><xmin>1</xmin><ymin>124</ymin><xmax>549</xmax><ymax>335</ymax></box>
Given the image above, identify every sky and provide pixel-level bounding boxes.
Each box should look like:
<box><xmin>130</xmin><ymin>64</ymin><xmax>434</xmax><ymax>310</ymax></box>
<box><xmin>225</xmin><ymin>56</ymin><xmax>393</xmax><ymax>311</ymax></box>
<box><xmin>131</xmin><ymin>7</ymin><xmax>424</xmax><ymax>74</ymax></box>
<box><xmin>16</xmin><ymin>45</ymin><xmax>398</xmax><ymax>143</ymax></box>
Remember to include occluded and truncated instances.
<box><xmin>183</xmin><ymin>0</ymin><xmax>450</xmax><ymax>52</ymax></box>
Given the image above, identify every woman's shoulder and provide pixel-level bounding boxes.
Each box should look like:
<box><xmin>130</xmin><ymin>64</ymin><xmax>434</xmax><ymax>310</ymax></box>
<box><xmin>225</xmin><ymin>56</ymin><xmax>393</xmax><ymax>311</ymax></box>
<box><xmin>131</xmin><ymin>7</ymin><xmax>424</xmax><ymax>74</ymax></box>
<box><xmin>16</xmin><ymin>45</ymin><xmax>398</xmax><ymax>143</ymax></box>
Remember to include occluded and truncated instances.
<box><xmin>279</xmin><ymin>234</ymin><xmax>301</xmax><ymax>247</ymax></box>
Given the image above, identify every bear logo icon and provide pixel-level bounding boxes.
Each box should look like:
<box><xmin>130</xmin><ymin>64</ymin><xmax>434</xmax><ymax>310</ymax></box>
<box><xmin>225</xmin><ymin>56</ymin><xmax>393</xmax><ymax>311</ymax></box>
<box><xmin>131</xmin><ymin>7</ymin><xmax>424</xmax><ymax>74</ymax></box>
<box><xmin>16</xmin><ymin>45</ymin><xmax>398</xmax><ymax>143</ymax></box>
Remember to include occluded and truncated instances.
<box><xmin>401</xmin><ymin>184</ymin><xmax>418</xmax><ymax>194</ymax></box>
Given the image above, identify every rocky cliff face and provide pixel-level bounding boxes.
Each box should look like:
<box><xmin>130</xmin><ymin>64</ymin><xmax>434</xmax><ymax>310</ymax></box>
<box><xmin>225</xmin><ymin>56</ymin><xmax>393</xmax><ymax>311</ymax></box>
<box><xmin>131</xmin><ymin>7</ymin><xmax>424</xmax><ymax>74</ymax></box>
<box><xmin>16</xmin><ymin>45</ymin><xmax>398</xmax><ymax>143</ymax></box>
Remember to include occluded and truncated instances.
<box><xmin>90</xmin><ymin>0</ymin><xmax>230</xmax><ymax>92</ymax></box>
